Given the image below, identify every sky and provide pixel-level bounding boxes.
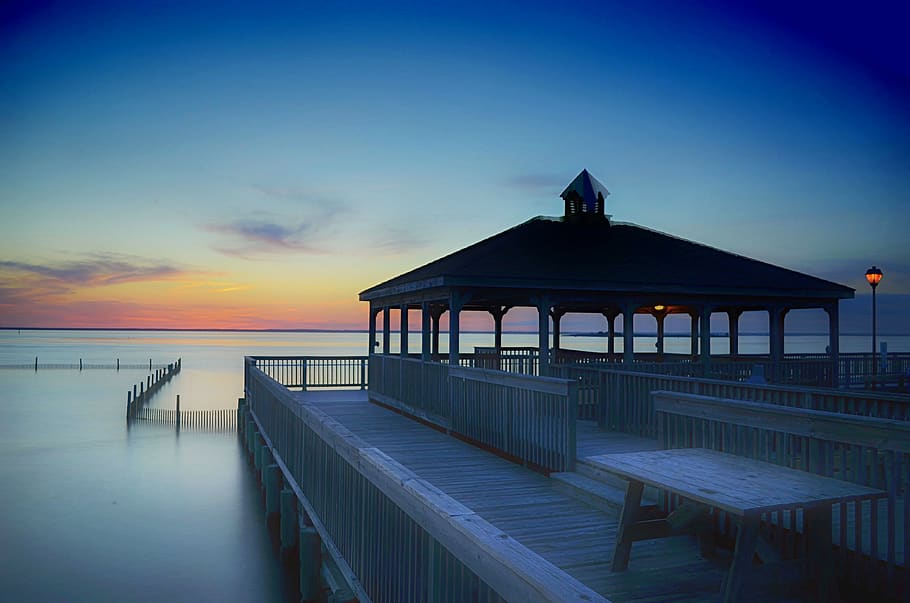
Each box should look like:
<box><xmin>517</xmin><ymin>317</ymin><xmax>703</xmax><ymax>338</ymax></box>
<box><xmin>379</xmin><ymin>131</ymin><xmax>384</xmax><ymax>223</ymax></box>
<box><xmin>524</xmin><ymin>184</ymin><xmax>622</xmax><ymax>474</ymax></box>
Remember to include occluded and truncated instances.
<box><xmin>1</xmin><ymin>0</ymin><xmax>908</xmax><ymax>333</ymax></box>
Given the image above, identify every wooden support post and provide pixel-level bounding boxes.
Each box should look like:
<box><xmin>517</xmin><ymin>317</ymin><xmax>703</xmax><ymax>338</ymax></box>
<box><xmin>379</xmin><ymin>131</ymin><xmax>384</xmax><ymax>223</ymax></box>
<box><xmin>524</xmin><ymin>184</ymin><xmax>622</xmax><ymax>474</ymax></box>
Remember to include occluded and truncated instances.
<box><xmin>806</xmin><ymin>503</ymin><xmax>837</xmax><ymax>602</ymax></box>
<box><xmin>280</xmin><ymin>488</ymin><xmax>297</xmax><ymax>554</ymax></box>
<box><xmin>299</xmin><ymin>526</ymin><xmax>322</xmax><ymax>602</ymax></box>
<box><xmin>79</xmin><ymin>358</ymin><xmax>82</xmax><ymax>371</ymax></box>
<box><xmin>536</xmin><ymin>297</ymin><xmax>551</xmax><ymax>376</ymax></box>
<box><xmin>246</xmin><ymin>421</ymin><xmax>255</xmax><ymax>456</ymax></box>
<box><xmin>368</xmin><ymin>303</ymin><xmax>378</xmax><ymax>355</ymax></box>
<box><xmin>654</xmin><ymin>309</ymin><xmax>667</xmax><ymax>361</ymax></box>
<box><xmin>421</xmin><ymin>302</ymin><xmax>431</xmax><ymax>361</ymax></box>
<box><xmin>612</xmin><ymin>479</ymin><xmax>644</xmax><ymax>571</ymax></box>
<box><xmin>35</xmin><ymin>356</ymin><xmax>38</xmax><ymax>371</ymax></box>
<box><xmin>722</xmin><ymin>516</ymin><xmax>760</xmax><ymax>603</ymax></box>
<box><xmin>399</xmin><ymin>304</ymin><xmax>409</xmax><ymax>356</ymax></box>
<box><xmin>382</xmin><ymin>306</ymin><xmax>391</xmax><ymax>355</ymax></box>
<box><xmin>623</xmin><ymin>304</ymin><xmax>636</xmax><ymax>365</ymax></box>
<box><xmin>551</xmin><ymin>308</ymin><xmax>565</xmax><ymax>355</ymax></box>
<box><xmin>689</xmin><ymin>311</ymin><xmax>699</xmax><ymax>358</ymax></box>
<box><xmin>253</xmin><ymin>434</ymin><xmax>264</xmax><ymax>473</ymax></box>
<box><xmin>603</xmin><ymin>310</ymin><xmax>617</xmax><ymax>360</ymax></box>
<box><xmin>449</xmin><ymin>292</ymin><xmax>468</xmax><ymax>366</ymax></box>
<box><xmin>175</xmin><ymin>395</ymin><xmax>181</xmax><ymax>431</ymax></box>
<box><xmin>264</xmin><ymin>463</ymin><xmax>281</xmax><ymax>516</ymax></box>
<box><xmin>728</xmin><ymin>309</ymin><xmax>742</xmax><ymax>359</ymax></box>
<box><xmin>260</xmin><ymin>447</ymin><xmax>274</xmax><ymax>485</ymax></box>
<box><xmin>826</xmin><ymin>302</ymin><xmax>840</xmax><ymax>387</ymax></box>
<box><xmin>700</xmin><ymin>306</ymin><xmax>712</xmax><ymax>369</ymax></box>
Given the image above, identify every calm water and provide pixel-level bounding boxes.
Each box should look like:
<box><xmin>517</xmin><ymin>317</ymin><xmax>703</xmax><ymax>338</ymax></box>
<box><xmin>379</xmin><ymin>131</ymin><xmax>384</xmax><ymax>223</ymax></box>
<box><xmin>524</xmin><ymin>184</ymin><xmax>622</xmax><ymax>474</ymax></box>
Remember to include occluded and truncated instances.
<box><xmin>1</xmin><ymin>329</ymin><xmax>908</xmax><ymax>602</ymax></box>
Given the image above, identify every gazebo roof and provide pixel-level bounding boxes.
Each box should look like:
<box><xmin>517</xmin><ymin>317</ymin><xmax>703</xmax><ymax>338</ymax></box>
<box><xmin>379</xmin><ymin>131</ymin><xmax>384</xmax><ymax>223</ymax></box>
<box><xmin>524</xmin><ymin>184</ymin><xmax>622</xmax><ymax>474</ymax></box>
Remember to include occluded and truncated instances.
<box><xmin>359</xmin><ymin>216</ymin><xmax>854</xmax><ymax>304</ymax></box>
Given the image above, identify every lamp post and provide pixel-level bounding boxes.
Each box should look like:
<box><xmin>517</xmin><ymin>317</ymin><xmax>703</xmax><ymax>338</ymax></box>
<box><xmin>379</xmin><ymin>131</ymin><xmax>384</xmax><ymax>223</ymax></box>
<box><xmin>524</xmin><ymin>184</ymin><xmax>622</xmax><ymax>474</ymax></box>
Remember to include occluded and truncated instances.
<box><xmin>865</xmin><ymin>266</ymin><xmax>883</xmax><ymax>379</ymax></box>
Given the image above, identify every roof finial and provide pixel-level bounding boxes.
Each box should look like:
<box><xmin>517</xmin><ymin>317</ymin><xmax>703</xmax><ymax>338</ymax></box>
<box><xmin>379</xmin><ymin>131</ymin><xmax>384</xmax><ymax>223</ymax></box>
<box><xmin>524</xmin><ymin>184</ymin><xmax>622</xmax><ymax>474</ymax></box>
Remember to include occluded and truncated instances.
<box><xmin>560</xmin><ymin>169</ymin><xmax>609</xmax><ymax>220</ymax></box>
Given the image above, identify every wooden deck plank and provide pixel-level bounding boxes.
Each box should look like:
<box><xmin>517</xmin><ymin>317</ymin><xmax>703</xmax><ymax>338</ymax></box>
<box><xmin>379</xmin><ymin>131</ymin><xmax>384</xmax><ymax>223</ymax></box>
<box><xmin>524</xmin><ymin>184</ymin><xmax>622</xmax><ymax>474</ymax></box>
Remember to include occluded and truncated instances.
<box><xmin>293</xmin><ymin>390</ymin><xmax>798</xmax><ymax>602</ymax></box>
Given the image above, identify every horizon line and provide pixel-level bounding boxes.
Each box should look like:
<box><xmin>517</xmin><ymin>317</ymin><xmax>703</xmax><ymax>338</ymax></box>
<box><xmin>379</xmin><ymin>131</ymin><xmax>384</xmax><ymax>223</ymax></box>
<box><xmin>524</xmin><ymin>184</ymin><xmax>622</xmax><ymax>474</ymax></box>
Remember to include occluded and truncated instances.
<box><xmin>2</xmin><ymin>327</ymin><xmax>909</xmax><ymax>337</ymax></box>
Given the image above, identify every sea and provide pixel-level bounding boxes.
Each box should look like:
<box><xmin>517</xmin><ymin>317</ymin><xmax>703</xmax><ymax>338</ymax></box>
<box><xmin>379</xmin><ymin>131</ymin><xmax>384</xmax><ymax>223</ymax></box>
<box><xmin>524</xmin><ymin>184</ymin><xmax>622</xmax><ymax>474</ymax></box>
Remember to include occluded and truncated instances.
<box><xmin>1</xmin><ymin>329</ymin><xmax>908</xmax><ymax>602</ymax></box>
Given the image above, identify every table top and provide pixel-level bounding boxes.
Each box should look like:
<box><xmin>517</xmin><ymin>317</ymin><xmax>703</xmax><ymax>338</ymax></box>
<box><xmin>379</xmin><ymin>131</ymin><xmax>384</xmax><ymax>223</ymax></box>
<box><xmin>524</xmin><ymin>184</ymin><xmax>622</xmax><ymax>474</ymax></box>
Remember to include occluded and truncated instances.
<box><xmin>586</xmin><ymin>448</ymin><xmax>886</xmax><ymax>516</ymax></box>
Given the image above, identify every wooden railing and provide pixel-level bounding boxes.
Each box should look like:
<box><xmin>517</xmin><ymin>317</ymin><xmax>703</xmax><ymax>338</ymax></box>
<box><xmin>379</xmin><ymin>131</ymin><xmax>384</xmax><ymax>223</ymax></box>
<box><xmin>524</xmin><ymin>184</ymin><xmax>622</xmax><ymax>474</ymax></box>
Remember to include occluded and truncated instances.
<box><xmin>835</xmin><ymin>352</ymin><xmax>910</xmax><ymax>388</ymax></box>
<box><xmin>251</xmin><ymin>356</ymin><xmax>368</xmax><ymax>389</ymax></box>
<box><xmin>369</xmin><ymin>354</ymin><xmax>577</xmax><ymax>472</ymax></box>
<box><xmin>556</xmin><ymin>349</ymin><xmax>910</xmax><ymax>389</ymax></box>
<box><xmin>552</xmin><ymin>364</ymin><xmax>910</xmax><ymax>438</ymax></box>
<box><xmin>653</xmin><ymin>391</ymin><xmax>908</xmax><ymax>599</ymax></box>
<box><xmin>244</xmin><ymin>362</ymin><xmax>605</xmax><ymax>603</ymax></box>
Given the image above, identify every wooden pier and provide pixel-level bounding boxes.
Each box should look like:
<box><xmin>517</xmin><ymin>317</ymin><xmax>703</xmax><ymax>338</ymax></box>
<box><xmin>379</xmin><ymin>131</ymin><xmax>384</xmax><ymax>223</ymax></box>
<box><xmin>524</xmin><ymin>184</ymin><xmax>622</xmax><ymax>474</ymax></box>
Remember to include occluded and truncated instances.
<box><xmin>242</xmin><ymin>354</ymin><xmax>910</xmax><ymax>602</ymax></box>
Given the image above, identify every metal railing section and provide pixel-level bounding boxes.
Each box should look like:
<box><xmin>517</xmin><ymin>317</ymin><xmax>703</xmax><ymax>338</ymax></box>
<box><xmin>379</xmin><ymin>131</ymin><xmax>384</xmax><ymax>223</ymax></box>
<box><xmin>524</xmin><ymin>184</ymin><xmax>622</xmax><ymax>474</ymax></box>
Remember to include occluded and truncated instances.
<box><xmin>251</xmin><ymin>356</ymin><xmax>368</xmax><ymax>390</ymax></box>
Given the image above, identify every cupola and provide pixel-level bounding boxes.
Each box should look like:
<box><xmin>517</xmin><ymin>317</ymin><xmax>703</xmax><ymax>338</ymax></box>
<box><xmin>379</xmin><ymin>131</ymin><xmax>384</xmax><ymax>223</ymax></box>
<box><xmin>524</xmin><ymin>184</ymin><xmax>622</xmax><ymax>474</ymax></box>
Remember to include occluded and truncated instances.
<box><xmin>560</xmin><ymin>169</ymin><xmax>610</xmax><ymax>222</ymax></box>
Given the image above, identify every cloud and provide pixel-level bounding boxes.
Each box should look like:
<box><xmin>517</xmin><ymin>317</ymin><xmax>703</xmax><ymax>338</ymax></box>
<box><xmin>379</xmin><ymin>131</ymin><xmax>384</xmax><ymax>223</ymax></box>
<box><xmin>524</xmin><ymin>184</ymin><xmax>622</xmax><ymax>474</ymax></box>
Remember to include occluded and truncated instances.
<box><xmin>0</xmin><ymin>254</ymin><xmax>190</xmax><ymax>287</ymax></box>
<box><xmin>207</xmin><ymin>219</ymin><xmax>322</xmax><ymax>254</ymax></box>
<box><xmin>206</xmin><ymin>184</ymin><xmax>352</xmax><ymax>258</ymax></box>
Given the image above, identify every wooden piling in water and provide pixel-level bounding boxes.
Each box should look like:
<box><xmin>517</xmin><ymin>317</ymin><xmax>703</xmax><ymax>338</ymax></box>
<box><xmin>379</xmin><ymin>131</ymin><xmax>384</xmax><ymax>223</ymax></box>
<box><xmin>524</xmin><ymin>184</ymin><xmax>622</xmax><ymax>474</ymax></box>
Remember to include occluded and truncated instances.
<box><xmin>253</xmin><ymin>434</ymin><xmax>264</xmax><ymax>473</ymax></box>
<box><xmin>265</xmin><ymin>464</ymin><xmax>280</xmax><ymax>516</ymax></box>
<box><xmin>280</xmin><ymin>489</ymin><xmax>297</xmax><ymax>554</ymax></box>
<box><xmin>175</xmin><ymin>395</ymin><xmax>181</xmax><ymax>430</ymax></box>
<box><xmin>299</xmin><ymin>526</ymin><xmax>322</xmax><ymax>602</ymax></box>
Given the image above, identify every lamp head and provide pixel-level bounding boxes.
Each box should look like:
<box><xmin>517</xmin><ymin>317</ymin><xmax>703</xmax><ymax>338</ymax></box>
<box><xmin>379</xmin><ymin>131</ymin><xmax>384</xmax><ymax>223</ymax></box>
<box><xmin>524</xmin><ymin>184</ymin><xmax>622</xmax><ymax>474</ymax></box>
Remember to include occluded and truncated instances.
<box><xmin>865</xmin><ymin>266</ymin><xmax>883</xmax><ymax>288</ymax></box>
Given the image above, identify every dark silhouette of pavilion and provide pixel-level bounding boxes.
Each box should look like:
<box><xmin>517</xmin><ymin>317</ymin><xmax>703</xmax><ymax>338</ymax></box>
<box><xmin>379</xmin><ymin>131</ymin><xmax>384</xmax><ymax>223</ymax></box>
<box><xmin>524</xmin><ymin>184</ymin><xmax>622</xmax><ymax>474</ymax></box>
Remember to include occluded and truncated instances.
<box><xmin>360</xmin><ymin>169</ymin><xmax>853</xmax><ymax>375</ymax></box>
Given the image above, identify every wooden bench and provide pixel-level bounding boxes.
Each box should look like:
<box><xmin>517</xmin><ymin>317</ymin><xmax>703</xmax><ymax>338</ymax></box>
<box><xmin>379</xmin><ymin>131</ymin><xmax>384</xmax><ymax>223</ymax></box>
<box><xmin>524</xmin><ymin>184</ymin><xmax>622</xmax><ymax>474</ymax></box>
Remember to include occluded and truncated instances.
<box><xmin>587</xmin><ymin>448</ymin><xmax>886</xmax><ymax>602</ymax></box>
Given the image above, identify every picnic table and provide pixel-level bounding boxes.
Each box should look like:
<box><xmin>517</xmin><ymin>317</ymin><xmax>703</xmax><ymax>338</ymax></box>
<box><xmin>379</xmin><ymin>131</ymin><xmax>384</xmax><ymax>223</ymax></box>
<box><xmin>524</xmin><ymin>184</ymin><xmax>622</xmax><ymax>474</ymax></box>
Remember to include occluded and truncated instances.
<box><xmin>587</xmin><ymin>448</ymin><xmax>887</xmax><ymax>602</ymax></box>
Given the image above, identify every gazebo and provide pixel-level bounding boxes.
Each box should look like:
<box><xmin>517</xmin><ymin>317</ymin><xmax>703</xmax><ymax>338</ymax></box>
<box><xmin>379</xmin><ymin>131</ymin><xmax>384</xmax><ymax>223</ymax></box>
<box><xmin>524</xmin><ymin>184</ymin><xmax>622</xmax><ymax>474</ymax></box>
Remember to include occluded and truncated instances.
<box><xmin>359</xmin><ymin>170</ymin><xmax>854</xmax><ymax>377</ymax></box>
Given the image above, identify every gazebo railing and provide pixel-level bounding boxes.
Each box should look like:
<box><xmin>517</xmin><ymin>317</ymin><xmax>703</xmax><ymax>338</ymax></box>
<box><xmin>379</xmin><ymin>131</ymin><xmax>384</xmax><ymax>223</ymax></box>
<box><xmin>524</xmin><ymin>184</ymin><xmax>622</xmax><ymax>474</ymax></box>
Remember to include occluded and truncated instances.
<box><xmin>250</xmin><ymin>356</ymin><xmax>369</xmax><ymax>389</ymax></box>
<box><xmin>370</xmin><ymin>354</ymin><xmax>576</xmax><ymax>472</ymax></box>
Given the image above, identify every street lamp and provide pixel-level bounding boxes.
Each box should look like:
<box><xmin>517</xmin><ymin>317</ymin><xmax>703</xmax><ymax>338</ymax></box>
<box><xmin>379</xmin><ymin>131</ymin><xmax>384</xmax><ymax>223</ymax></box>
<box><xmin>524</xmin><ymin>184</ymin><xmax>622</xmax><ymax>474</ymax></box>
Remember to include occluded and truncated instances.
<box><xmin>865</xmin><ymin>266</ymin><xmax>883</xmax><ymax>378</ymax></box>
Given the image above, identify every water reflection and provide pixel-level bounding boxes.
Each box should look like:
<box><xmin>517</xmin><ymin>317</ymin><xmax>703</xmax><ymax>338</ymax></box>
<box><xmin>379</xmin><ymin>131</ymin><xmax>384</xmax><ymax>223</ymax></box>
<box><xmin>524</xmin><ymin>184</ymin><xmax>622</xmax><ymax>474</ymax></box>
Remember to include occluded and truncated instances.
<box><xmin>0</xmin><ymin>370</ymin><xmax>292</xmax><ymax>603</ymax></box>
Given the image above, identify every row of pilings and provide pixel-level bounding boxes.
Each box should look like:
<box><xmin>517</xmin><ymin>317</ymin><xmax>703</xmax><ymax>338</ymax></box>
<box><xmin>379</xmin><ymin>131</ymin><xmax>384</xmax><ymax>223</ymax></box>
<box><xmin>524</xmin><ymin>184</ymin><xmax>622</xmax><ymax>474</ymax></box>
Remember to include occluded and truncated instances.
<box><xmin>126</xmin><ymin>358</ymin><xmax>181</xmax><ymax>419</ymax></box>
<box><xmin>237</xmin><ymin>398</ymin><xmax>355</xmax><ymax>603</ymax></box>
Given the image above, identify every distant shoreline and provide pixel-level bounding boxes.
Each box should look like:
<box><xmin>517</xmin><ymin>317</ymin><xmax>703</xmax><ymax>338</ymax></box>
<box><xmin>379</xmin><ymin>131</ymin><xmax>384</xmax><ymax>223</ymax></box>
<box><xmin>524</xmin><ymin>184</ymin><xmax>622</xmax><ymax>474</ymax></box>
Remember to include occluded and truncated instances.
<box><xmin>1</xmin><ymin>327</ymin><xmax>908</xmax><ymax>337</ymax></box>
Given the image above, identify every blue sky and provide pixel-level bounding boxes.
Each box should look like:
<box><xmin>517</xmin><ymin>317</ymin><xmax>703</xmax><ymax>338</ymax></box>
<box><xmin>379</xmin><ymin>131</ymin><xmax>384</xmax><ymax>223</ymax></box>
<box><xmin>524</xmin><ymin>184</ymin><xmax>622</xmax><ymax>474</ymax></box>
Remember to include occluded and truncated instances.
<box><xmin>1</xmin><ymin>0</ymin><xmax>908</xmax><ymax>332</ymax></box>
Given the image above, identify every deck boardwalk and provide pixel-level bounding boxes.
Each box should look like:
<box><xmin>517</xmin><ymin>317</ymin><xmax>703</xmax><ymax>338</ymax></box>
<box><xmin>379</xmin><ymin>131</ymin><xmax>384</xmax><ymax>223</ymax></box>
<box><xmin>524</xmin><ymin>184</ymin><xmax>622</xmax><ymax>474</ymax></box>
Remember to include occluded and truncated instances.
<box><xmin>294</xmin><ymin>390</ymin><xmax>792</xmax><ymax>602</ymax></box>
